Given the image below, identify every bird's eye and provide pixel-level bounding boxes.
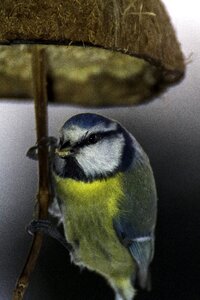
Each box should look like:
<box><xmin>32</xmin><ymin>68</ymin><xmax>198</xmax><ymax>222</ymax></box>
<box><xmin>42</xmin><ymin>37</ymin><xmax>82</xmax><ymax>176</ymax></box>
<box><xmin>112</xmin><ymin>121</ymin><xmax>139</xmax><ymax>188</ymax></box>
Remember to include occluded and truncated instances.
<box><xmin>87</xmin><ymin>134</ymin><xmax>99</xmax><ymax>145</ymax></box>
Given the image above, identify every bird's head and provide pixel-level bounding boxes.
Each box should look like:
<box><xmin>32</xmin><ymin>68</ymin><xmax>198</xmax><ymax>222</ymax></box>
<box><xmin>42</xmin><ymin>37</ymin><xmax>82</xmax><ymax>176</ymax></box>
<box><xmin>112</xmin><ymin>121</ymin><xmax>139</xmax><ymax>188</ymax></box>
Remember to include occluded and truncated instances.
<box><xmin>53</xmin><ymin>113</ymin><xmax>135</xmax><ymax>182</ymax></box>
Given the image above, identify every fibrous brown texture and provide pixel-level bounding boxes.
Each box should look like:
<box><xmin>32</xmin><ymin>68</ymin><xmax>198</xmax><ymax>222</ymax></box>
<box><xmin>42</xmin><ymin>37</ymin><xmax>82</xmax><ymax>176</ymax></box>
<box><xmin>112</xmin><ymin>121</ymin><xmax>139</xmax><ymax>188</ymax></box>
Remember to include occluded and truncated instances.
<box><xmin>0</xmin><ymin>0</ymin><xmax>185</xmax><ymax>106</ymax></box>
<box><xmin>0</xmin><ymin>45</ymin><xmax>161</xmax><ymax>105</ymax></box>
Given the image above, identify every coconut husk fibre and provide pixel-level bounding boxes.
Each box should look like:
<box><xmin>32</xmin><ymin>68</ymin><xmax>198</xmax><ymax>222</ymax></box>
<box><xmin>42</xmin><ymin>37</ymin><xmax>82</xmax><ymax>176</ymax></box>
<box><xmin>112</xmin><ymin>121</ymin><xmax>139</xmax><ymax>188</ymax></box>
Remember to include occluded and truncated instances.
<box><xmin>0</xmin><ymin>0</ymin><xmax>185</xmax><ymax>106</ymax></box>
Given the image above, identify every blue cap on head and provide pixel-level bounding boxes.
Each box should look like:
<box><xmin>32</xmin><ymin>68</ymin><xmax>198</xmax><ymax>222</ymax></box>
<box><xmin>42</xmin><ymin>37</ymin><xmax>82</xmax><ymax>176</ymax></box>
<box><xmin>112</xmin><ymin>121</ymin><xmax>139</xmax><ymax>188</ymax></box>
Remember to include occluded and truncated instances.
<box><xmin>63</xmin><ymin>113</ymin><xmax>113</xmax><ymax>130</ymax></box>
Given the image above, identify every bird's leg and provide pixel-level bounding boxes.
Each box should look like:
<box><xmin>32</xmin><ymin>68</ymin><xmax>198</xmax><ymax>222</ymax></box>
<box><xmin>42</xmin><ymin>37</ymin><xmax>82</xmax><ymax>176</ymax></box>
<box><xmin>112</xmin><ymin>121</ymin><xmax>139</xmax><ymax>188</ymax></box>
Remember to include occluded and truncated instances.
<box><xmin>48</xmin><ymin>196</ymin><xmax>64</xmax><ymax>226</ymax></box>
<box><xmin>27</xmin><ymin>219</ymin><xmax>73</xmax><ymax>252</ymax></box>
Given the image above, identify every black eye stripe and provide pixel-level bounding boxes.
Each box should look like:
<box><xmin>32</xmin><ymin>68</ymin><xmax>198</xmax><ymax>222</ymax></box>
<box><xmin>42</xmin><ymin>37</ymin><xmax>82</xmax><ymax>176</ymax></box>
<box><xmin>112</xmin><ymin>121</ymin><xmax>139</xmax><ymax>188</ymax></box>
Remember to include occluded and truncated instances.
<box><xmin>75</xmin><ymin>130</ymin><xmax>118</xmax><ymax>148</ymax></box>
<box><xmin>59</xmin><ymin>129</ymin><xmax>120</xmax><ymax>150</ymax></box>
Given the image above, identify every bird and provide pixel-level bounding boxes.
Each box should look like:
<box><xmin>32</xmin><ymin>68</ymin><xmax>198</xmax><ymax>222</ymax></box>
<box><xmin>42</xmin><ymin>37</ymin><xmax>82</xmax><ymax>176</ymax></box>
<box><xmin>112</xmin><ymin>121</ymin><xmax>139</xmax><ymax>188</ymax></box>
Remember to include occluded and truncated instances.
<box><xmin>29</xmin><ymin>113</ymin><xmax>157</xmax><ymax>300</ymax></box>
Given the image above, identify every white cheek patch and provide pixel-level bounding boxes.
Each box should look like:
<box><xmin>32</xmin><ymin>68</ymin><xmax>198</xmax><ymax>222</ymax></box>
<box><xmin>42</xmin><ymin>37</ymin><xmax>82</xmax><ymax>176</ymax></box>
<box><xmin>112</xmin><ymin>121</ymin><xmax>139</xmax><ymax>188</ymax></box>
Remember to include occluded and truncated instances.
<box><xmin>76</xmin><ymin>134</ymin><xmax>125</xmax><ymax>177</ymax></box>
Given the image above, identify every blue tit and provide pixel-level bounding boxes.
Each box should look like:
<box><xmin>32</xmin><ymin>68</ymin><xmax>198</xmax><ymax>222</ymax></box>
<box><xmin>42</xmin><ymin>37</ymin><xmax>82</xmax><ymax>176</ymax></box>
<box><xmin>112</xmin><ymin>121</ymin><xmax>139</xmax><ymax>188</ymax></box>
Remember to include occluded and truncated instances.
<box><xmin>50</xmin><ymin>113</ymin><xmax>157</xmax><ymax>300</ymax></box>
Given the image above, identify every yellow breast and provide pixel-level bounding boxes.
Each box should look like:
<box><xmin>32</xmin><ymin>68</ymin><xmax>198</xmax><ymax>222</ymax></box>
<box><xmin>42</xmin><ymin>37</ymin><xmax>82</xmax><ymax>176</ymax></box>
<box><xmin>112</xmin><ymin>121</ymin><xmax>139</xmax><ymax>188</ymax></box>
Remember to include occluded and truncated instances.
<box><xmin>54</xmin><ymin>173</ymin><xmax>124</xmax><ymax>217</ymax></box>
<box><xmin>54</xmin><ymin>173</ymin><xmax>134</xmax><ymax>277</ymax></box>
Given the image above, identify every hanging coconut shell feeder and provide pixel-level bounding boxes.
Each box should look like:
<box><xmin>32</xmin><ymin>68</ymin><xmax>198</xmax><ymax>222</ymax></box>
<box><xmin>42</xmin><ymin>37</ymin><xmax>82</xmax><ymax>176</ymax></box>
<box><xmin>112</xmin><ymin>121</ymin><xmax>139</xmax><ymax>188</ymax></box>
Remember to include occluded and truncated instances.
<box><xmin>0</xmin><ymin>0</ymin><xmax>185</xmax><ymax>106</ymax></box>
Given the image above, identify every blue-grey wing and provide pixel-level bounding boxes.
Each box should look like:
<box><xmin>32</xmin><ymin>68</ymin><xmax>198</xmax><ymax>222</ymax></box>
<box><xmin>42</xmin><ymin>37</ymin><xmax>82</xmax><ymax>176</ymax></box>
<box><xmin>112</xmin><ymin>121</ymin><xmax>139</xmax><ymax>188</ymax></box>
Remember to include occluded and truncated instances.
<box><xmin>113</xmin><ymin>147</ymin><xmax>157</xmax><ymax>289</ymax></box>
<box><xmin>113</xmin><ymin>219</ymin><xmax>155</xmax><ymax>289</ymax></box>
<box><xmin>129</xmin><ymin>234</ymin><xmax>154</xmax><ymax>289</ymax></box>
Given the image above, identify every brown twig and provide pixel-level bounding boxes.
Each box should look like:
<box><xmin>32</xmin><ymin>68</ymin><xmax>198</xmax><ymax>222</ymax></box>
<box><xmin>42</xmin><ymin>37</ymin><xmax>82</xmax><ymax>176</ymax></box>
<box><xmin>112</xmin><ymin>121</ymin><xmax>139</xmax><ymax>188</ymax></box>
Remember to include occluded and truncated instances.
<box><xmin>12</xmin><ymin>46</ymin><xmax>50</xmax><ymax>300</ymax></box>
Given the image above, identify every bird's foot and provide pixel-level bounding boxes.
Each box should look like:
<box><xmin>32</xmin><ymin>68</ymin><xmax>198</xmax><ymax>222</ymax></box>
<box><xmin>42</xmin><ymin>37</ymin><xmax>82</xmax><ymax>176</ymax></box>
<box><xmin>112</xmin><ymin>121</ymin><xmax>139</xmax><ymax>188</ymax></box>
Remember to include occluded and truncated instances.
<box><xmin>26</xmin><ymin>136</ymin><xmax>57</xmax><ymax>160</ymax></box>
<box><xmin>27</xmin><ymin>219</ymin><xmax>73</xmax><ymax>252</ymax></box>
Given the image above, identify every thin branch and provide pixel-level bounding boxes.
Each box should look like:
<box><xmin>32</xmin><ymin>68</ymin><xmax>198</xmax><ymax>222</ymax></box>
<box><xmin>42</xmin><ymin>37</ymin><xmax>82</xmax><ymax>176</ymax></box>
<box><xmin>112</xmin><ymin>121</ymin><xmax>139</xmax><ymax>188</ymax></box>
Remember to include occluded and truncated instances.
<box><xmin>13</xmin><ymin>46</ymin><xmax>50</xmax><ymax>300</ymax></box>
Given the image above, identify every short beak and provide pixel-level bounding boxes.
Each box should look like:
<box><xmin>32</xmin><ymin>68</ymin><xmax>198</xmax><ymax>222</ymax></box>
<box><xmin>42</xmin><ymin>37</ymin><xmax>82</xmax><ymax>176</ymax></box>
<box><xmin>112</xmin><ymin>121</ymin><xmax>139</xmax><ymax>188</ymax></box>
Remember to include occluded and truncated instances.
<box><xmin>55</xmin><ymin>147</ymin><xmax>72</xmax><ymax>158</ymax></box>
